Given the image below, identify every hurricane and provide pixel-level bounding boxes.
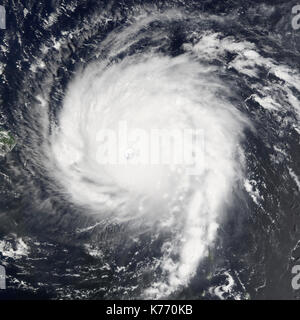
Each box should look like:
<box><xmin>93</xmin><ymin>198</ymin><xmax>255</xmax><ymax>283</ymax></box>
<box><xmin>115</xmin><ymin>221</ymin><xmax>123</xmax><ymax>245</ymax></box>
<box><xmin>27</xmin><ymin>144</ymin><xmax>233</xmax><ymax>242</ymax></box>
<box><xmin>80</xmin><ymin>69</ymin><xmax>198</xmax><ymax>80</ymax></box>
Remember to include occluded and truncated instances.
<box><xmin>1</xmin><ymin>0</ymin><xmax>300</xmax><ymax>300</ymax></box>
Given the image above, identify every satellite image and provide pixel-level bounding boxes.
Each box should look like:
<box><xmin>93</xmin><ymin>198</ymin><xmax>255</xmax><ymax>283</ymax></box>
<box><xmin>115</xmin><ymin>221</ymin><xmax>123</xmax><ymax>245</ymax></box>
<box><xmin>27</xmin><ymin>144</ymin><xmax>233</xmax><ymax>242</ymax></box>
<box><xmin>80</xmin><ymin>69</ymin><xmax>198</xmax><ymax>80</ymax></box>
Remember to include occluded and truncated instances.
<box><xmin>0</xmin><ymin>0</ymin><xmax>300</xmax><ymax>301</ymax></box>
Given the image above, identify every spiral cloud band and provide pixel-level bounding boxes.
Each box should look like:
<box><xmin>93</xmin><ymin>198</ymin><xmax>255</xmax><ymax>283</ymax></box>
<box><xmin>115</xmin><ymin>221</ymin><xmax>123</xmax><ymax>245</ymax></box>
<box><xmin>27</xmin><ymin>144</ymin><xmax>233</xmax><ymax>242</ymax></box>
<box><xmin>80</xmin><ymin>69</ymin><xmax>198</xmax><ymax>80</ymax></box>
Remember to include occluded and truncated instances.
<box><xmin>45</xmin><ymin>12</ymin><xmax>250</xmax><ymax>298</ymax></box>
